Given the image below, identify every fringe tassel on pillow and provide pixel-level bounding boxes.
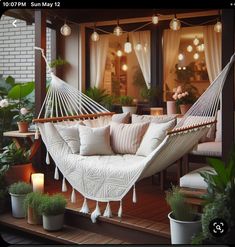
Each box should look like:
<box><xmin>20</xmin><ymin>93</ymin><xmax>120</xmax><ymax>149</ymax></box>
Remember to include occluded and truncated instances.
<box><xmin>103</xmin><ymin>202</ymin><xmax>112</xmax><ymax>218</ymax></box>
<box><xmin>46</xmin><ymin>151</ymin><xmax>50</xmax><ymax>165</ymax></box>
<box><xmin>133</xmin><ymin>184</ymin><xmax>137</xmax><ymax>203</ymax></box>
<box><xmin>71</xmin><ymin>188</ymin><xmax>76</xmax><ymax>203</ymax></box>
<box><xmin>62</xmin><ymin>177</ymin><xmax>67</xmax><ymax>192</ymax></box>
<box><xmin>80</xmin><ymin>197</ymin><xmax>90</xmax><ymax>214</ymax></box>
<box><xmin>118</xmin><ymin>200</ymin><xmax>122</xmax><ymax>218</ymax></box>
<box><xmin>54</xmin><ymin>166</ymin><xmax>59</xmax><ymax>180</ymax></box>
<box><xmin>35</xmin><ymin>127</ymin><xmax>39</xmax><ymax>139</ymax></box>
<box><xmin>91</xmin><ymin>201</ymin><xmax>101</xmax><ymax>223</ymax></box>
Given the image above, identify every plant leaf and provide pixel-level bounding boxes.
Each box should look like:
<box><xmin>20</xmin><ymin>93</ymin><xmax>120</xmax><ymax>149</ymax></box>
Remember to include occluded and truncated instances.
<box><xmin>8</xmin><ymin>82</ymin><xmax>35</xmax><ymax>99</ymax></box>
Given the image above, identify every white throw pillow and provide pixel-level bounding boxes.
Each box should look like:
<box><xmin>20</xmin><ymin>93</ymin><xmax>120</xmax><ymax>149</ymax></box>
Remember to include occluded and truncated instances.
<box><xmin>83</xmin><ymin>116</ymin><xmax>112</xmax><ymax>128</ymax></box>
<box><xmin>112</xmin><ymin>112</ymin><xmax>130</xmax><ymax>124</ymax></box>
<box><xmin>136</xmin><ymin>120</ymin><xmax>176</xmax><ymax>156</ymax></box>
<box><xmin>55</xmin><ymin>122</ymin><xmax>84</xmax><ymax>154</ymax></box>
<box><xmin>132</xmin><ymin>114</ymin><xmax>176</xmax><ymax>124</ymax></box>
<box><xmin>110</xmin><ymin>122</ymin><xmax>149</xmax><ymax>154</ymax></box>
<box><xmin>79</xmin><ymin>125</ymin><xmax>114</xmax><ymax>156</ymax></box>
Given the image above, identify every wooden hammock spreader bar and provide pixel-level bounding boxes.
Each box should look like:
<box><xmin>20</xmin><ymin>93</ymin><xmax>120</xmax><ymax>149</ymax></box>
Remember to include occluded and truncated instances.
<box><xmin>167</xmin><ymin>119</ymin><xmax>217</xmax><ymax>135</ymax></box>
<box><xmin>33</xmin><ymin>112</ymin><xmax>115</xmax><ymax>123</ymax></box>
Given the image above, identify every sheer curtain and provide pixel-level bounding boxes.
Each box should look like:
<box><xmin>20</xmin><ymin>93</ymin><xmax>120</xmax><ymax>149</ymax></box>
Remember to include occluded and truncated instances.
<box><xmin>163</xmin><ymin>29</ymin><xmax>181</xmax><ymax>97</ymax></box>
<box><xmin>131</xmin><ymin>31</ymin><xmax>151</xmax><ymax>89</ymax></box>
<box><xmin>203</xmin><ymin>25</ymin><xmax>222</xmax><ymax>83</ymax></box>
<box><xmin>90</xmin><ymin>35</ymin><xmax>109</xmax><ymax>88</ymax></box>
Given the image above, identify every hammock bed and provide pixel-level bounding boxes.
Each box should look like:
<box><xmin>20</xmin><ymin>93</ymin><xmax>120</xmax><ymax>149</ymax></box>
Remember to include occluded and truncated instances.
<box><xmin>33</xmin><ymin>47</ymin><xmax>235</xmax><ymax>222</ymax></box>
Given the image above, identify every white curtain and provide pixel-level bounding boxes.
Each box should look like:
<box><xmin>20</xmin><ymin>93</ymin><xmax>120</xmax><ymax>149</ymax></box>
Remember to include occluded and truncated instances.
<box><xmin>203</xmin><ymin>25</ymin><xmax>222</xmax><ymax>83</ymax></box>
<box><xmin>131</xmin><ymin>31</ymin><xmax>151</xmax><ymax>89</ymax></box>
<box><xmin>163</xmin><ymin>29</ymin><xmax>181</xmax><ymax>95</ymax></box>
<box><xmin>90</xmin><ymin>35</ymin><xmax>109</xmax><ymax>88</ymax></box>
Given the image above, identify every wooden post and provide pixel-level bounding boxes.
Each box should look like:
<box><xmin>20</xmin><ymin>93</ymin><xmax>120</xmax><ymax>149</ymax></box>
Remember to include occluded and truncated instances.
<box><xmin>222</xmin><ymin>9</ymin><xmax>235</xmax><ymax>162</ymax></box>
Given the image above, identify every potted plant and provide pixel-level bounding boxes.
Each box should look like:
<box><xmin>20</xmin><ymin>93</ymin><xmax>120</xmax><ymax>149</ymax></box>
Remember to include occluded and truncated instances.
<box><xmin>24</xmin><ymin>192</ymin><xmax>44</xmax><ymax>225</ymax></box>
<box><xmin>8</xmin><ymin>181</ymin><xmax>32</xmax><ymax>218</ymax></box>
<box><xmin>0</xmin><ymin>143</ymin><xmax>34</xmax><ymax>185</ymax></box>
<box><xmin>166</xmin><ymin>185</ymin><xmax>202</xmax><ymax>244</ymax></box>
<box><xmin>119</xmin><ymin>95</ymin><xmax>137</xmax><ymax>114</ymax></box>
<box><xmin>39</xmin><ymin>193</ymin><xmax>67</xmax><ymax>231</ymax></box>
<box><xmin>13</xmin><ymin>107</ymin><xmax>34</xmax><ymax>133</ymax></box>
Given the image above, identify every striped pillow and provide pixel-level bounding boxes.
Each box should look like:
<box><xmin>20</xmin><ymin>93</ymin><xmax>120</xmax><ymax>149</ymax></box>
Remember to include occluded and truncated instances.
<box><xmin>110</xmin><ymin>122</ymin><xmax>149</xmax><ymax>154</ymax></box>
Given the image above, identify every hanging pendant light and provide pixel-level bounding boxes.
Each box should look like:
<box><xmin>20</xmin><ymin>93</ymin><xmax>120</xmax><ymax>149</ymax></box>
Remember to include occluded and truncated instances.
<box><xmin>214</xmin><ymin>20</ymin><xmax>222</xmax><ymax>33</ymax></box>
<box><xmin>122</xmin><ymin>64</ymin><xmax>128</xmax><ymax>71</ymax></box>
<box><xmin>60</xmin><ymin>21</ymin><xmax>71</xmax><ymax>36</ymax></box>
<box><xmin>124</xmin><ymin>33</ymin><xmax>132</xmax><ymax>53</ymax></box>
<box><xmin>187</xmin><ymin>45</ymin><xmax>193</xmax><ymax>52</ymax></box>
<box><xmin>113</xmin><ymin>19</ymin><xmax>123</xmax><ymax>36</ymax></box>
<box><xmin>193</xmin><ymin>53</ymin><xmax>199</xmax><ymax>60</ymax></box>
<box><xmin>170</xmin><ymin>14</ymin><xmax>181</xmax><ymax>31</ymax></box>
<box><xmin>135</xmin><ymin>32</ymin><xmax>142</xmax><ymax>51</ymax></box>
<box><xmin>91</xmin><ymin>23</ymin><xmax>99</xmax><ymax>42</ymax></box>
<box><xmin>193</xmin><ymin>36</ymin><xmax>200</xmax><ymax>46</ymax></box>
<box><xmin>116</xmin><ymin>43</ymin><xmax>123</xmax><ymax>57</ymax></box>
<box><xmin>178</xmin><ymin>53</ymin><xmax>184</xmax><ymax>61</ymax></box>
<box><xmin>152</xmin><ymin>14</ymin><xmax>159</xmax><ymax>24</ymax></box>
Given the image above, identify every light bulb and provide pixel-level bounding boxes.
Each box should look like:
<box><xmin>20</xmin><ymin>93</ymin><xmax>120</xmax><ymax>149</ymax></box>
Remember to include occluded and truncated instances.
<box><xmin>122</xmin><ymin>64</ymin><xmax>128</xmax><ymax>71</ymax></box>
<box><xmin>193</xmin><ymin>53</ymin><xmax>199</xmax><ymax>60</ymax></box>
<box><xmin>116</xmin><ymin>49</ymin><xmax>123</xmax><ymax>57</ymax></box>
<box><xmin>170</xmin><ymin>17</ymin><xmax>181</xmax><ymax>31</ymax></box>
<box><xmin>187</xmin><ymin>45</ymin><xmax>193</xmax><ymax>52</ymax></box>
<box><xmin>152</xmin><ymin>15</ymin><xmax>159</xmax><ymax>24</ymax></box>
<box><xmin>214</xmin><ymin>21</ymin><xmax>222</xmax><ymax>33</ymax></box>
<box><xmin>193</xmin><ymin>37</ymin><xmax>200</xmax><ymax>46</ymax></box>
<box><xmin>200</xmin><ymin>43</ymin><xmax>205</xmax><ymax>51</ymax></box>
<box><xmin>178</xmin><ymin>53</ymin><xmax>184</xmax><ymax>61</ymax></box>
<box><xmin>135</xmin><ymin>43</ymin><xmax>142</xmax><ymax>51</ymax></box>
<box><xmin>124</xmin><ymin>34</ymin><xmax>132</xmax><ymax>53</ymax></box>
<box><xmin>183</xmin><ymin>66</ymin><xmax>186</xmax><ymax>70</ymax></box>
<box><xmin>91</xmin><ymin>31</ymin><xmax>99</xmax><ymax>42</ymax></box>
<box><xmin>60</xmin><ymin>23</ymin><xmax>71</xmax><ymax>36</ymax></box>
<box><xmin>196</xmin><ymin>44</ymin><xmax>205</xmax><ymax>52</ymax></box>
<box><xmin>113</xmin><ymin>26</ymin><xmax>123</xmax><ymax>36</ymax></box>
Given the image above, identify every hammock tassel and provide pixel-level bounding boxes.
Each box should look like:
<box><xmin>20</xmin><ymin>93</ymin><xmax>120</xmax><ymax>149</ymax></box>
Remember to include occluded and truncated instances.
<box><xmin>133</xmin><ymin>184</ymin><xmax>137</xmax><ymax>203</ymax></box>
<box><xmin>103</xmin><ymin>202</ymin><xmax>112</xmax><ymax>218</ymax></box>
<box><xmin>118</xmin><ymin>200</ymin><xmax>122</xmax><ymax>218</ymax></box>
<box><xmin>34</xmin><ymin>127</ymin><xmax>39</xmax><ymax>139</ymax></box>
<box><xmin>71</xmin><ymin>188</ymin><xmax>76</xmax><ymax>203</ymax></box>
<box><xmin>91</xmin><ymin>201</ymin><xmax>101</xmax><ymax>223</ymax></box>
<box><xmin>80</xmin><ymin>198</ymin><xmax>90</xmax><ymax>214</ymax></box>
<box><xmin>54</xmin><ymin>166</ymin><xmax>59</xmax><ymax>180</ymax></box>
<box><xmin>46</xmin><ymin>151</ymin><xmax>50</xmax><ymax>165</ymax></box>
<box><xmin>62</xmin><ymin>177</ymin><xmax>67</xmax><ymax>192</ymax></box>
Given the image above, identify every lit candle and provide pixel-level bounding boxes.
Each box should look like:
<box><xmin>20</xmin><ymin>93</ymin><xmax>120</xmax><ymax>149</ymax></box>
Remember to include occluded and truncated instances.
<box><xmin>31</xmin><ymin>173</ymin><xmax>44</xmax><ymax>193</ymax></box>
<box><xmin>150</xmin><ymin>107</ymin><xmax>164</xmax><ymax>116</ymax></box>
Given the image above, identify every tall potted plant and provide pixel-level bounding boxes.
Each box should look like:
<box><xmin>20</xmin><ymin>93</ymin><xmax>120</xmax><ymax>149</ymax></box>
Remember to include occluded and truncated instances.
<box><xmin>166</xmin><ymin>185</ymin><xmax>202</xmax><ymax>244</ymax></box>
<box><xmin>119</xmin><ymin>95</ymin><xmax>137</xmax><ymax>114</ymax></box>
<box><xmin>9</xmin><ymin>181</ymin><xmax>32</xmax><ymax>218</ymax></box>
<box><xmin>39</xmin><ymin>193</ymin><xmax>67</xmax><ymax>231</ymax></box>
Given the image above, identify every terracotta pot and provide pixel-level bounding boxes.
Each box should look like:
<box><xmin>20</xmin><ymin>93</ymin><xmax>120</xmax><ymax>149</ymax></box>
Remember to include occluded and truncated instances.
<box><xmin>27</xmin><ymin>206</ymin><xmax>42</xmax><ymax>225</ymax></box>
<box><xmin>17</xmin><ymin>121</ymin><xmax>29</xmax><ymax>133</ymax></box>
<box><xmin>179</xmin><ymin>104</ymin><xmax>192</xmax><ymax>115</ymax></box>
<box><xmin>5</xmin><ymin>163</ymin><xmax>35</xmax><ymax>185</ymax></box>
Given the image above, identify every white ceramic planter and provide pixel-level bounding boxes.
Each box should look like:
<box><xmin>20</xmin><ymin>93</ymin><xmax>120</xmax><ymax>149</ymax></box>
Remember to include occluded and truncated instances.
<box><xmin>122</xmin><ymin>106</ymin><xmax>137</xmax><ymax>115</ymax></box>
<box><xmin>168</xmin><ymin>212</ymin><xmax>202</xmax><ymax>244</ymax></box>
<box><xmin>9</xmin><ymin>193</ymin><xmax>26</xmax><ymax>218</ymax></box>
<box><xmin>42</xmin><ymin>214</ymin><xmax>64</xmax><ymax>231</ymax></box>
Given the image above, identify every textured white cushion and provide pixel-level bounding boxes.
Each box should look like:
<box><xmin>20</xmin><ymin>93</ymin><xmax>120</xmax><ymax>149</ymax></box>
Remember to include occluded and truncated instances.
<box><xmin>55</xmin><ymin>123</ymin><xmax>83</xmax><ymax>154</ymax></box>
<box><xmin>83</xmin><ymin>116</ymin><xmax>112</xmax><ymax>128</ymax></box>
<box><xmin>215</xmin><ymin>109</ymin><xmax>222</xmax><ymax>142</ymax></box>
<box><xmin>110</xmin><ymin>122</ymin><xmax>149</xmax><ymax>154</ymax></box>
<box><xmin>79</xmin><ymin>125</ymin><xmax>113</xmax><ymax>156</ymax></box>
<box><xmin>180</xmin><ymin>166</ymin><xmax>216</xmax><ymax>189</ymax></box>
<box><xmin>190</xmin><ymin>141</ymin><xmax>222</xmax><ymax>157</ymax></box>
<box><xmin>112</xmin><ymin>112</ymin><xmax>130</xmax><ymax>124</ymax></box>
<box><xmin>132</xmin><ymin>114</ymin><xmax>176</xmax><ymax>124</ymax></box>
<box><xmin>136</xmin><ymin>120</ymin><xmax>176</xmax><ymax>156</ymax></box>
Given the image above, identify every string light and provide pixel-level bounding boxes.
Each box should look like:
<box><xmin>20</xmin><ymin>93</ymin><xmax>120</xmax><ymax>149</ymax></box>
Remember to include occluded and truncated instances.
<box><xmin>187</xmin><ymin>45</ymin><xmax>193</xmax><ymax>52</ymax></box>
<box><xmin>122</xmin><ymin>64</ymin><xmax>128</xmax><ymax>71</ymax></box>
<box><xmin>113</xmin><ymin>19</ymin><xmax>123</xmax><ymax>36</ymax></box>
<box><xmin>178</xmin><ymin>53</ymin><xmax>184</xmax><ymax>61</ymax></box>
<box><xmin>170</xmin><ymin>14</ymin><xmax>181</xmax><ymax>31</ymax></box>
<box><xmin>152</xmin><ymin>15</ymin><xmax>159</xmax><ymax>24</ymax></box>
<box><xmin>116</xmin><ymin>43</ymin><xmax>123</xmax><ymax>57</ymax></box>
<box><xmin>60</xmin><ymin>21</ymin><xmax>71</xmax><ymax>36</ymax></box>
<box><xmin>193</xmin><ymin>37</ymin><xmax>200</xmax><ymax>46</ymax></box>
<box><xmin>91</xmin><ymin>23</ymin><xmax>99</xmax><ymax>42</ymax></box>
<box><xmin>193</xmin><ymin>53</ymin><xmax>199</xmax><ymax>60</ymax></box>
<box><xmin>214</xmin><ymin>20</ymin><xmax>222</xmax><ymax>33</ymax></box>
<box><xmin>135</xmin><ymin>32</ymin><xmax>142</xmax><ymax>51</ymax></box>
<box><xmin>124</xmin><ymin>33</ymin><xmax>132</xmax><ymax>53</ymax></box>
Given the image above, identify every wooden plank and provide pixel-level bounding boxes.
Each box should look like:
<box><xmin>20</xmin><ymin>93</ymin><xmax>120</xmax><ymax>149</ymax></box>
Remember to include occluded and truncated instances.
<box><xmin>180</xmin><ymin>187</ymin><xmax>207</xmax><ymax>198</ymax></box>
<box><xmin>3</xmin><ymin>131</ymin><xmax>36</xmax><ymax>137</ymax></box>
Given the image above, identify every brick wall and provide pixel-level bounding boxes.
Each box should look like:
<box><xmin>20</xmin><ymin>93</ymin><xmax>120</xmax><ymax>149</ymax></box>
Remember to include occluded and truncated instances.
<box><xmin>0</xmin><ymin>15</ymin><xmax>52</xmax><ymax>82</ymax></box>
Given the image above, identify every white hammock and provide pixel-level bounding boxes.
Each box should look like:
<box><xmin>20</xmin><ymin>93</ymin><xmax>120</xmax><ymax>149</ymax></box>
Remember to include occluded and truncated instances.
<box><xmin>34</xmin><ymin>47</ymin><xmax>235</xmax><ymax>222</ymax></box>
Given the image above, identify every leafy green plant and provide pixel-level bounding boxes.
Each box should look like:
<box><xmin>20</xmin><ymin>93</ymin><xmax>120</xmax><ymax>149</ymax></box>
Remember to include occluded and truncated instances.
<box><xmin>13</xmin><ymin>108</ymin><xmax>34</xmax><ymax>123</ymax></box>
<box><xmin>39</xmin><ymin>194</ymin><xmax>67</xmax><ymax>216</ymax></box>
<box><xmin>140</xmin><ymin>87</ymin><xmax>160</xmax><ymax>102</ymax></box>
<box><xmin>166</xmin><ymin>185</ymin><xmax>196</xmax><ymax>221</ymax></box>
<box><xmin>24</xmin><ymin>192</ymin><xmax>44</xmax><ymax>218</ymax></box>
<box><xmin>9</xmin><ymin>181</ymin><xmax>32</xmax><ymax>195</ymax></box>
<box><xmin>49</xmin><ymin>57</ymin><xmax>68</xmax><ymax>68</ymax></box>
<box><xmin>119</xmin><ymin>95</ymin><xmax>134</xmax><ymax>106</ymax></box>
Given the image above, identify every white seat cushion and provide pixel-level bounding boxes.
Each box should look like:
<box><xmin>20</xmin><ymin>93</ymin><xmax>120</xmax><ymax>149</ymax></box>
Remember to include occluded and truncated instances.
<box><xmin>180</xmin><ymin>166</ymin><xmax>216</xmax><ymax>189</ymax></box>
<box><xmin>190</xmin><ymin>141</ymin><xmax>221</xmax><ymax>157</ymax></box>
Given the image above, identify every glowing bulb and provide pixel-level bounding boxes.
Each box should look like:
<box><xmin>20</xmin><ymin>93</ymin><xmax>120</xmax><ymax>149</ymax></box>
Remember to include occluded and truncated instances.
<box><xmin>135</xmin><ymin>43</ymin><xmax>142</xmax><ymax>51</ymax></box>
<box><xmin>178</xmin><ymin>53</ymin><xmax>184</xmax><ymax>61</ymax></box>
<box><xmin>196</xmin><ymin>44</ymin><xmax>205</xmax><ymax>52</ymax></box>
<box><xmin>91</xmin><ymin>31</ymin><xmax>99</xmax><ymax>42</ymax></box>
<box><xmin>113</xmin><ymin>26</ymin><xmax>123</xmax><ymax>36</ymax></box>
<box><xmin>152</xmin><ymin>15</ymin><xmax>159</xmax><ymax>24</ymax></box>
<box><xmin>193</xmin><ymin>53</ymin><xmax>199</xmax><ymax>60</ymax></box>
<box><xmin>122</xmin><ymin>64</ymin><xmax>128</xmax><ymax>71</ymax></box>
<box><xmin>60</xmin><ymin>23</ymin><xmax>71</xmax><ymax>36</ymax></box>
<box><xmin>214</xmin><ymin>21</ymin><xmax>222</xmax><ymax>33</ymax></box>
<box><xmin>116</xmin><ymin>49</ymin><xmax>123</xmax><ymax>57</ymax></box>
<box><xmin>124</xmin><ymin>35</ymin><xmax>132</xmax><ymax>53</ymax></box>
<box><xmin>170</xmin><ymin>17</ymin><xmax>181</xmax><ymax>31</ymax></box>
<box><xmin>193</xmin><ymin>37</ymin><xmax>200</xmax><ymax>46</ymax></box>
<box><xmin>183</xmin><ymin>66</ymin><xmax>186</xmax><ymax>70</ymax></box>
<box><xmin>187</xmin><ymin>45</ymin><xmax>193</xmax><ymax>52</ymax></box>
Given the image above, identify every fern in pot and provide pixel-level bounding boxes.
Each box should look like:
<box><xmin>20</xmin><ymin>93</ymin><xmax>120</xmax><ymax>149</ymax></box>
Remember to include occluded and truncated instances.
<box><xmin>39</xmin><ymin>193</ymin><xmax>67</xmax><ymax>231</ymax></box>
<box><xmin>166</xmin><ymin>185</ymin><xmax>201</xmax><ymax>244</ymax></box>
<box><xmin>119</xmin><ymin>96</ymin><xmax>137</xmax><ymax>114</ymax></box>
<box><xmin>8</xmin><ymin>181</ymin><xmax>32</xmax><ymax>218</ymax></box>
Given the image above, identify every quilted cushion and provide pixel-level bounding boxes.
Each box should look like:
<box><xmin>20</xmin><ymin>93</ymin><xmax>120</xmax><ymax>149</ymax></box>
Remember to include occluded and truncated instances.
<box><xmin>110</xmin><ymin>122</ymin><xmax>149</xmax><ymax>154</ymax></box>
<box><xmin>136</xmin><ymin>119</ymin><xmax>176</xmax><ymax>156</ymax></box>
<box><xmin>79</xmin><ymin>125</ymin><xmax>114</xmax><ymax>156</ymax></box>
<box><xmin>132</xmin><ymin>114</ymin><xmax>176</xmax><ymax>124</ymax></box>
